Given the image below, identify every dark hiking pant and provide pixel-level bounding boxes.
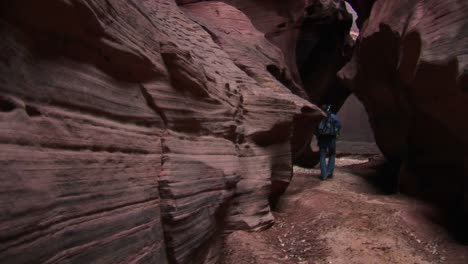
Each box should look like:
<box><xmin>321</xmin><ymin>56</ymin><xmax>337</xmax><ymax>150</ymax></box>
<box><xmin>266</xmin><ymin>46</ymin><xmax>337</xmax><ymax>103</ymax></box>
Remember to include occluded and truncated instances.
<box><xmin>318</xmin><ymin>136</ymin><xmax>336</xmax><ymax>179</ymax></box>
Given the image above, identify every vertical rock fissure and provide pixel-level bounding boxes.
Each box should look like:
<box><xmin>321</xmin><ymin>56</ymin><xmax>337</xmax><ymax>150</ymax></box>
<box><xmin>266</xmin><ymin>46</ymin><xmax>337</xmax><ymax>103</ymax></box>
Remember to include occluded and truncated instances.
<box><xmin>139</xmin><ymin>84</ymin><xmax>169</xmax><ymax>127</ymax></box>
<box><xmin>138</xmin><ymin>83</ymin><xmax>173</xmax><ymax>263</ymax></box>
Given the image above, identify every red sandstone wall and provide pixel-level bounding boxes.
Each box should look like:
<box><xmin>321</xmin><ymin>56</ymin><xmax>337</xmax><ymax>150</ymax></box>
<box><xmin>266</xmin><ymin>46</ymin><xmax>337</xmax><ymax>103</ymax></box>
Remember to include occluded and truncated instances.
<box><xmin>0</xmin><ymin>1</ymin><xmax>323</xmax><ymax>263</ymax></box>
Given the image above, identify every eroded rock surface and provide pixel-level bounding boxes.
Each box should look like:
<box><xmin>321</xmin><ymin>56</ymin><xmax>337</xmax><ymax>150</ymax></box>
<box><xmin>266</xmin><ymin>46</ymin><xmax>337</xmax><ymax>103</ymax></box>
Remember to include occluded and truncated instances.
<box><xmin>0</xmin><ymin>0</ymin><xmax>322</xmax><ymax>263</ymax></box>
<box><xmin>180</xmin><ymin>1</ymin><xmax>325</xmax><ymax>202</ymax></box>
<box><xmin>339</xmin><ymin>0</ymin><xmax>468</xmax><ymax>234</ymax></box>
<box><xmin>184</xmin><ymin>0</ymin><xmax>354</xmax><ymax>105</ymax></box>
<box><xmin>185</xmin><ymin>0</ymin><xmax>355</xmax><ymax>166</ymax></box>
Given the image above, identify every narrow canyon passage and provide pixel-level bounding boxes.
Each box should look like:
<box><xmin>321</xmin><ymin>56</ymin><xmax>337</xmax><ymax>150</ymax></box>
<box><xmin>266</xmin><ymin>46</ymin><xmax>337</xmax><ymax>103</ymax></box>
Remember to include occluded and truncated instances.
<box><xmin>0</xmin><ymin>0</ymin><xmax>467</xmax><ymax>263</ymax></box>
<box><xmin>221</xmin><ymin>151</ymin><xmax>468</xmax><ymax>264</ymax></box>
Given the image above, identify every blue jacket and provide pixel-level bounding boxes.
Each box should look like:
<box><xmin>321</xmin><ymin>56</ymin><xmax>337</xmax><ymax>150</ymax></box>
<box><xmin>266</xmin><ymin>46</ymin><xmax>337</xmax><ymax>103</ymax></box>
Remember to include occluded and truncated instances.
<box><xmin>317</xmin><ymin>112</ymin><xmax>341</xmax><ymax>137</ymax></box>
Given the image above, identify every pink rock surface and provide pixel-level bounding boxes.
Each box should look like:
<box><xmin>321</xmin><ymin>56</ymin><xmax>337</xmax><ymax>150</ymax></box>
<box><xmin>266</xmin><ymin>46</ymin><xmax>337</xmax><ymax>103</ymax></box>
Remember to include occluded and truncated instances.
<box><xmin>187</xmin><ymin>0</ymin><xmax>354</xmax><ymax>166</ymax></box>
<box><xmin>192</xmin><ymin>0</ymin><xmax>353</xmax><ymax>103</ymax></box>
<box><xmin>216</xmin><ymin>0</ymin><xmax>308</xmax><ymax>86</ymax></box>
<box><xmin>0</xmin><ymin>0</ymin><xmax>322</xmax><ymax>263</ymax></box>
<box><xmin>180</xmin><ymin>1</ymin><xmax>324</xmax><ymax>206</ymax></box>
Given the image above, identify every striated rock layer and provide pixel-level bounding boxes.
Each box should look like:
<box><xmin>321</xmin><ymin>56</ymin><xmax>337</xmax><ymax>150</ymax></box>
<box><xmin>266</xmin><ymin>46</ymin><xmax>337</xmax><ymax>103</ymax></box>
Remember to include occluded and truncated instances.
<box><xmin>0</xmin><ymin>0</ymin><xmax>323</xmax><ymax>263</ymax></box>
<box><xmin>183</xmin><ymin>0</ymin><xmax>355</xmax><ymax>166</ymax></box>
<box><xmin>339</xmin><ymin>0</ymin><xmax>468</xmax><ymax>237</ymax></box>
<box><xmin>184</xmin><ymin>0</ymin><xmax>354</xmax><ymax>106</ymax></box>
<box><xmin>179</xmin><ymin>1</ymin><xmax>327</xmax><ymax>203</ymax></box>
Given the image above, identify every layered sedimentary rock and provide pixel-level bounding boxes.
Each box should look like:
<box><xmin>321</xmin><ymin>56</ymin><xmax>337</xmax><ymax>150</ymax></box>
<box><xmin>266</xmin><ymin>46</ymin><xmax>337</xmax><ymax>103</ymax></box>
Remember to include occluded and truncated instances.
<box><xmin>215</xmin><ymin>0</ymin><xmax>309</xmax><ymax>87</ymax></box>
<box><xmin>0</xmin><ymin>0</ymin><xmax>322</xmax><ymax>263</ymax></box>
<box><xmin>186</xmin><ymin>0</ymin><xmax>354</xmax><ymax>105</ymax></box>
<box><xmin>339</xmin><ymin>0</ymin><xmax>468</xmax><ymax>233</ymax></box>
<box><xmin>179</xmin><ymin>1</ymin><xmax>322</xmax><ymax>208</ymax></box>
<box><xmin>183</xmin><ymin>0</ymin><xmax>354</xmax><ymax>166</ymax></box>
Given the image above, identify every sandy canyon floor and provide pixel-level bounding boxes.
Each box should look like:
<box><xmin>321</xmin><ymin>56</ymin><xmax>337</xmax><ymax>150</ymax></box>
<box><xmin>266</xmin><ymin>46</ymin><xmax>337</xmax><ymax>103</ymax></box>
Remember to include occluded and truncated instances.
<box><xmin>220</xmin><ymin>154</ymin><xmax>468</xmax><ymax>264</ymax></box>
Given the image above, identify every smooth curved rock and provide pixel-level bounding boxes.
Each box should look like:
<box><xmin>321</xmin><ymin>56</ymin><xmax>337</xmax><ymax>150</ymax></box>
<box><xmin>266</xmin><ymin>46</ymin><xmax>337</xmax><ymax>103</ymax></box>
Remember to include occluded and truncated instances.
<box><xmin>339</xmin><ymin>0</ymin><xmax>468</xmax><ymax>232</ymax></box>
<box><xmin>0</xmin><ymin>0</ymin><xmax>323</xmax><ymax>263</ymax></box>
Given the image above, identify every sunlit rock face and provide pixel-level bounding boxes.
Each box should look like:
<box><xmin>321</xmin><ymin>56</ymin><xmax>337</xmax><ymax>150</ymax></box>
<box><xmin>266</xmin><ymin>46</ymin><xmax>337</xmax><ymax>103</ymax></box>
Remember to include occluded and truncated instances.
<box><xmin>0</xmin><ymin>0</ymin><xmax>322</xmax><ymax>263</ymax></box>
<box><xmin>344</xmin><ymin>0</ymin><xmax>376</xmax><ymax>28</ymax></box>
<box><xmin>339</xmin><ymin>0</ymin><xmax>468</xmax><ymax>226</ymax></box>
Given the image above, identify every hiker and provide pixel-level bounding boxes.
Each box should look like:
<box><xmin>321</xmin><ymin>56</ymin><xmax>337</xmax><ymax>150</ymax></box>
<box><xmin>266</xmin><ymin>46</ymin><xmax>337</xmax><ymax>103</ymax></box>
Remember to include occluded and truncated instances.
<box><xmin>316</xmin><ymin>104</ymin><xmax>341</xmax><ymax>181</ymax></box>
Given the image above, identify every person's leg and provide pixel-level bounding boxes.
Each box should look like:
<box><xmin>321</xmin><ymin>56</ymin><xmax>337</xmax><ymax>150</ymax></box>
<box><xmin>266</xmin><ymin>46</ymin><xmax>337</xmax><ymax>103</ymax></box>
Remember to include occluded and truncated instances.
<box><xmin>327</xmin><ymin>137</ymin><xmax>336</xmax><ymax>178</ymax></box>
<box><xmin>319</xmin><ymin>144</ymin><xmax>328</xmax><ymax>180</ymax></box>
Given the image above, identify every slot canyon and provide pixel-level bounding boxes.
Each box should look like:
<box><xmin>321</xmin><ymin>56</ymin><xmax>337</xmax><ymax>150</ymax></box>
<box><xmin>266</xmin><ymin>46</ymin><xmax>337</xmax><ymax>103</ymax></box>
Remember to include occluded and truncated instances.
<box><xmin>0</xmin><ymin>0</ymin><xmax>467</xmax><ymax>263</ymax></box>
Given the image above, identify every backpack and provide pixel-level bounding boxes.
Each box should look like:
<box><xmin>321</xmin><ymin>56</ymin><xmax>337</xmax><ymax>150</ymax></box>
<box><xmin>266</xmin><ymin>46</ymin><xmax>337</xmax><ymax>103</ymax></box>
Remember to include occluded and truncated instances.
<box><xmin>318</xmin><ymin>113</ymin><xmax>340</xmax><ymax>136</ymax></box>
